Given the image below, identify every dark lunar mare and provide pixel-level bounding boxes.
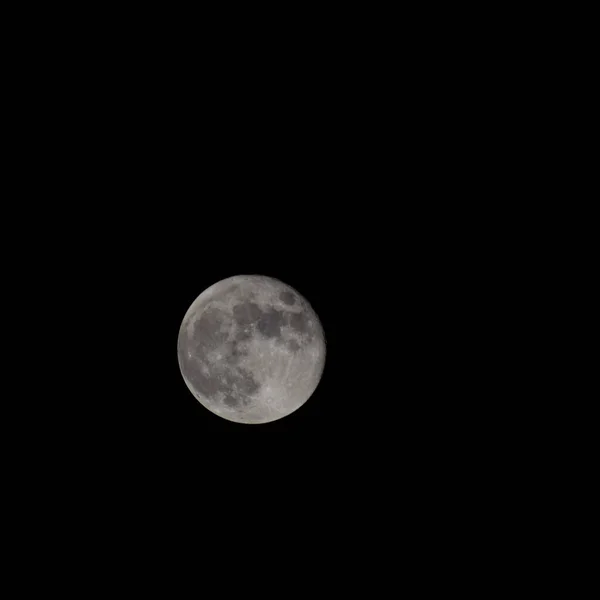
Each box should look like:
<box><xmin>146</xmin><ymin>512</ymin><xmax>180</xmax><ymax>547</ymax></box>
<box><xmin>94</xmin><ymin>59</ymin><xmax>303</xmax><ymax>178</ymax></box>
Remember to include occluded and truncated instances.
<box><xmin>192</xmin><ymin>307</ymin><xmax>229</xmax><ymax>350</ymax></box>
<box><xmin>233</xmin><ymin>302</ymin><xmax>263</xmax><ymax>326</ymax></box>
<box><xmin>225</xmin><ymin>341</ymin><xmax>245</xmax><ymax>363</ymax></box>
<box><xmin>180</xmin><ymin>304</ymin><xmax>261</xmax><ymax>409</ymax></box>
<box><xmin>279</xmin><ymin>291</ymin><xmax>296</xmax><ymax>305</ymax></box>
<box><xmin>221</xmin><ymin>366</ymin><xmax>260</xmax><ymax>395</ymax></box>
<box><xmin>182</xmin><ymin>359</ymin><xmax>222</xmax><ymax>399</ymax></box>
<box><xmin>235</xmin><ymin>327</ymin><xmax>253</xmax><ymax>341</ymax></box>
<box><xmin>181</xmin><ymin>355</ymin><xmax>260</xmax><ymax>408</ymax></box>
<box><xmin>257</xmin><ymin>308</ymin><xmax>286</xmax><ymax>338</ymax></box>
<box><xmin>287</xmin><ymin>311</ymin><xmax>310</xmax><ymax>334</ymax></box>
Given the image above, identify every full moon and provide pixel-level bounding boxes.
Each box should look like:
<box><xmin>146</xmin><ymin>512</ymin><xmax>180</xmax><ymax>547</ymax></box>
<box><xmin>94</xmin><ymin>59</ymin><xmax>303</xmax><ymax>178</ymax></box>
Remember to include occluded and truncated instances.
<box><xmin>177</xmin><ymin>275</ymin><xmax>326</xmax><ymax>424</ymax></box>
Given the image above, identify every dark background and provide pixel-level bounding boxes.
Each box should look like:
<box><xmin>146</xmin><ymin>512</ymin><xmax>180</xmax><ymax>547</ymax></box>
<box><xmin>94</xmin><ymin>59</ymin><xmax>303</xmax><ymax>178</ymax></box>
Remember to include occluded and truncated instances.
<box><xmin>60</xmin><ymin>122</ymin><xmax>503</xmax><ymax>466</ymax></box>
<box><xmin>23</xmin><ymin>30</ymin><xmax>517</xmax><ymax>462</ymax></box>
<box><xmin>7</xmin><ymin>9</ymin><xmax>563</xmax><ymax>589</ymax></box>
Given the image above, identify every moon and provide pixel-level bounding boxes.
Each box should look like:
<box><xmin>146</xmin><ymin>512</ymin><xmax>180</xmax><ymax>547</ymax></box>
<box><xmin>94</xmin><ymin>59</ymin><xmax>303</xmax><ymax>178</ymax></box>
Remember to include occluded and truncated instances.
<box><xmin>177</xmin><ymin>275</ymin><xmax>326</xmax><ymax>424</ymax></box>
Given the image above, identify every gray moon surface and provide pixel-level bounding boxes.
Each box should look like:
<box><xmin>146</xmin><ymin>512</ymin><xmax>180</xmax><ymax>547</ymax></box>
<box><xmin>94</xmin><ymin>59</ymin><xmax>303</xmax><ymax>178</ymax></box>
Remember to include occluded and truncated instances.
<box><xmin>177</xmin><ymin>275</ymin><xmax>326</xmax><ymax>424</ymax></box>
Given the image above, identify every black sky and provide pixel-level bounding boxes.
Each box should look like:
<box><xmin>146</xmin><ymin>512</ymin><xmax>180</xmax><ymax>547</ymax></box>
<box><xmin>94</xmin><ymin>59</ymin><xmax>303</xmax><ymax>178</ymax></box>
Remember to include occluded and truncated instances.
<box><xmin>47</xmin><ymin>80</ymin><xmax>502</xmax><ymax>465</ymax></box>
<box><xmin>8</xmin><ymin>11</ymin><xmax>548</xmax><ymax>589</ymax></box>
<box><xmin>20</xmin><ymin>27</ymin><xmax>518</xmax><ymax>507</ymax></box>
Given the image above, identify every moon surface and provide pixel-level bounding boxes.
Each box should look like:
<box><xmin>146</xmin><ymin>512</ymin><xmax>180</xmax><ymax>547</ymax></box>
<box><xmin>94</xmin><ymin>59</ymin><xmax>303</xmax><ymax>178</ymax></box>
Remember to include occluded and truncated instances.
<box><xmin>177</xmin><ymin>275</ymin><xmax>326</xmax><ymax>424</ymax></box>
